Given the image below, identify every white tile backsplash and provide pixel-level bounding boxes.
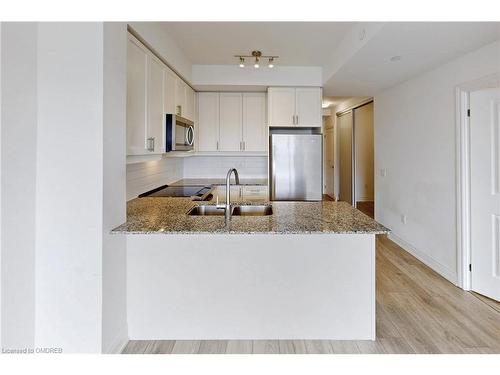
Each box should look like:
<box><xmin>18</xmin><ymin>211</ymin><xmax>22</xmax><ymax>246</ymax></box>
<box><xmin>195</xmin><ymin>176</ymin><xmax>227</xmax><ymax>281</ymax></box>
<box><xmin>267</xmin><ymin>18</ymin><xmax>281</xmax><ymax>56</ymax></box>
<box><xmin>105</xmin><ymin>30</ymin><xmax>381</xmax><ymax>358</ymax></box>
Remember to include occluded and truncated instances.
<box><xmin>126</xmin><ymin>155</ymin><xmax>268</xmax><ymax>200</ymax></box>
<box><xmin>126</xmin><ymin>158</ymin><xmax>183</xmax><ymax>200</ymax></box>
<box><xmin>183</xmin><ymin>156</ymin><xmax>268</xmax><ymax>179</ymax></box>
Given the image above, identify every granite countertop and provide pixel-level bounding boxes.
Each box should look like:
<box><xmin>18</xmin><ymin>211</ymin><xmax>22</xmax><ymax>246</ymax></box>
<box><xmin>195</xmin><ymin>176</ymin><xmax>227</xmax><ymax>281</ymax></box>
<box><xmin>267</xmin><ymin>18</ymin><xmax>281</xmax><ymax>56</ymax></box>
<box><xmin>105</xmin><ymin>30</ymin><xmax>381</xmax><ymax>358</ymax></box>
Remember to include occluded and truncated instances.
<box><xmin>170</xmin><ymin>178</ymin><xmax>268</xmax><ymax>186</ymax></box>
<box><xmin>112</xmin><ymin>194</ymin><xmax>389</xmax><ymax>235</ymax></box>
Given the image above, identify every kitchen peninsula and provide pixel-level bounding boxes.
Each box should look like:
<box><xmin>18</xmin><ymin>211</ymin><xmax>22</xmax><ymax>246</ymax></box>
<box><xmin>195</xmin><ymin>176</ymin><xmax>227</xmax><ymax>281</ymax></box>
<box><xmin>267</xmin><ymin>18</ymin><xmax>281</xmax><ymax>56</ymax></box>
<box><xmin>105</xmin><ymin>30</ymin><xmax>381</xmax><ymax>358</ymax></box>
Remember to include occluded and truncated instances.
<box><xmin>113</xmin><ymin>181</ymin><xmax>388</xmax><ymax>341</ymax></box>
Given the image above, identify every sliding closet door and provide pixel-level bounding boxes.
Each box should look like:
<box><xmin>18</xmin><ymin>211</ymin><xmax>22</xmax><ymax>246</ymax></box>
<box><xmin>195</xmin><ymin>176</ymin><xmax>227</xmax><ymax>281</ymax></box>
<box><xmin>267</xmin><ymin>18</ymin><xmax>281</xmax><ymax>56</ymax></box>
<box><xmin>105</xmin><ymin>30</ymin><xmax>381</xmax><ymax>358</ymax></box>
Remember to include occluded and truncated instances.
<box><xmin>354</xmin><ymin>102</ymin><xmax>374</xmax><ymax>204</ymax></box>
<box><xmin>338</xmin><ymin>111</ymin><xmax>353</xmax><ymax>204</ymax></box>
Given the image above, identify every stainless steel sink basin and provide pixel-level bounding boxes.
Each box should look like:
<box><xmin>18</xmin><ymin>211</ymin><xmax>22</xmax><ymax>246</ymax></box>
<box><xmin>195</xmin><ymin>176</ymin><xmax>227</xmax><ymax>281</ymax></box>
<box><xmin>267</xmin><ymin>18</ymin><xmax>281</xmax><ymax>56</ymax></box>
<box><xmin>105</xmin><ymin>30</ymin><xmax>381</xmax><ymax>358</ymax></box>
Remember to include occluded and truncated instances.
<box><xmin>187</xmin><ymin>205</ymin><xmax>225</xmax><ymax>216</ymax></box>
<box><xmin>231</xmin><ymin>205</ymin><xmax>273</xmax><ymax>216</ymax></box>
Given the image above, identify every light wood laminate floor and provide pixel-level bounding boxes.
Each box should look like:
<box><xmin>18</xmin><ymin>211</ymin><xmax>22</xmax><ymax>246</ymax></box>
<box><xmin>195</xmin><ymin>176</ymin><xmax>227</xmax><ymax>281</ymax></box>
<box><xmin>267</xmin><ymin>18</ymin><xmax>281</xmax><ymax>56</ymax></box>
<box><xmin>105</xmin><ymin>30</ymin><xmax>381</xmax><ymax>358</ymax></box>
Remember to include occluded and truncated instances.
<box><xmin>122</xmin><ymin>235</ymin><xmax>500</xmax><ymax>354</ymax></box>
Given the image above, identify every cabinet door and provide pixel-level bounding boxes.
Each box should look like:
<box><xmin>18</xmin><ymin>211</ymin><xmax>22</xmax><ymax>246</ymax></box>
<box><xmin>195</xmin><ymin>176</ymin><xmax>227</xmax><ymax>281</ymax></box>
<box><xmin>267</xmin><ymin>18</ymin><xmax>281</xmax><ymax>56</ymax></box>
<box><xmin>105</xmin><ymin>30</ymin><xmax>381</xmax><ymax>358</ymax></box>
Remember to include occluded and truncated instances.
<box><xmin>164</xmin><ymin>68</ymin><xmax>177</xmax><ymax>115</ymax></box>
<box><xmin>268</xmin><ymin>87</ymin><xmax>295</xmax><ymax>126</ymax></box>
<box><xmin>242</xmin><ymin>93</ymin><xmax>266</xmax><ymax>151</ymax></box>
<box><xmin>295</xmin><ymin>87</ymin><xmax>322</xmax><ymax>127</ymax></box>
<box><xmin>175</xmin><ymin>78</ymin><xmax>187</xmax><ymax>117</ymax></box>
<box><xmin>185</xmin><ymin>86</ymin><xmax>195</xmax><ymax>121</ymax></box>
<box><xmin>197</xmin><ymin>93</ymin><xmax>219</xmax><ymax>151</ymax></box>
<box><xmin>126</xmin><ymin>37</ymin><xmax>148</xmax><ymax>155</ymax></box>
<box><xmin>147</xmin><ymin>55</ymin><xmax>165</xmax><ymax>154</ymax></box>
<box><xmin>219</xmin><ymin>93</ymin><xmax>242</xmax><ymax>151</ymax></box>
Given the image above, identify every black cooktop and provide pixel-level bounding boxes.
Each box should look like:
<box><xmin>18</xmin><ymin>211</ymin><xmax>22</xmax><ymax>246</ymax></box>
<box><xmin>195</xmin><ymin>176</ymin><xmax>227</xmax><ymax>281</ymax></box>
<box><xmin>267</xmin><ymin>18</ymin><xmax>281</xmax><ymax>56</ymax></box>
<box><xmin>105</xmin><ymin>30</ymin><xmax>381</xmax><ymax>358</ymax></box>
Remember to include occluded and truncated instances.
<box><xmin>139</xmin><ymin>185</ymin><xmax>212</xmax><ymax>198</ymax></box>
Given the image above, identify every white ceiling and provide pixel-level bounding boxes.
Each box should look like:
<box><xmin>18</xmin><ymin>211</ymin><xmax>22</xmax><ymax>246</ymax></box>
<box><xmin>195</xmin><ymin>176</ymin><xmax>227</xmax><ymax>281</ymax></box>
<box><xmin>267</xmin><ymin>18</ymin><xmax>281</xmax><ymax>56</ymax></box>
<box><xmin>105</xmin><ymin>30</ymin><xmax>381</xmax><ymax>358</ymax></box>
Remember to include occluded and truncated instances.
<box><xmin>160</xmin><ymin>22</ymin><xmax>355</xmax><ymax>66</ymax></box>
<box><xmin>152</xmin><ymin>21</ymin><xmax>499</xmax><ymax>96</ymax></box>
<box><xmin>323</xmin><ymin>22</ymin><xmax>500</xmax><ymax>96</ymax></box>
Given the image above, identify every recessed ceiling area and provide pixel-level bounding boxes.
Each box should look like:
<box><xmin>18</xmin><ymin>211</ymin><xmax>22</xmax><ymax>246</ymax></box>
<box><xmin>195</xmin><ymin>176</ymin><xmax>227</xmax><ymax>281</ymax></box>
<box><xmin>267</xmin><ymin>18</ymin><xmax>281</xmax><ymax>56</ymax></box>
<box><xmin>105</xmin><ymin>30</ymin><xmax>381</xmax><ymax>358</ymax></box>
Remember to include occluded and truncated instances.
<box><xmin>160</xmin><ymin>22</ymin><xmax>355</xmax><ymax>66</ymax></box>
<box><xmin>323</xmin><ymin>22</ymin><xmax>500</xmax><ymax>96</ymax></box>
<box><xmin>143</xmin><ymin>22</ymin><xmax>499</xmax><ymax>96</ymax></box>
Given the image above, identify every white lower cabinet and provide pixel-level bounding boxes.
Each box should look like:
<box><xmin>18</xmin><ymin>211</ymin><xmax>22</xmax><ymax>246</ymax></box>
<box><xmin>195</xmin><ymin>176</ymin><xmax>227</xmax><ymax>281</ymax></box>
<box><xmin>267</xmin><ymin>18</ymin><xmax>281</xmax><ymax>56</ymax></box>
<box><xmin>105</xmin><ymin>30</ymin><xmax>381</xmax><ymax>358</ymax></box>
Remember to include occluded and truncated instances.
<box><xmin>197</xmin><ymin>92</ymin><xmax>267</xmax><ymax>153</ymax></box>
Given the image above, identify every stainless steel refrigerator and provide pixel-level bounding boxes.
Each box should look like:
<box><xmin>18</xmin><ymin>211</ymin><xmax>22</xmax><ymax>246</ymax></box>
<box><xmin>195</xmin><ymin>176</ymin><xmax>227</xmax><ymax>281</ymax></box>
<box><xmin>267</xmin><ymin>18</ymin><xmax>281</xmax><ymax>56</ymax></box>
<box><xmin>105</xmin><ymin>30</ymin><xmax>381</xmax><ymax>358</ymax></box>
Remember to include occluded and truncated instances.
<box><xmin>269</xmin><ymin>134</ymin><xmax>323</xmax><ymax>201</ymax></box>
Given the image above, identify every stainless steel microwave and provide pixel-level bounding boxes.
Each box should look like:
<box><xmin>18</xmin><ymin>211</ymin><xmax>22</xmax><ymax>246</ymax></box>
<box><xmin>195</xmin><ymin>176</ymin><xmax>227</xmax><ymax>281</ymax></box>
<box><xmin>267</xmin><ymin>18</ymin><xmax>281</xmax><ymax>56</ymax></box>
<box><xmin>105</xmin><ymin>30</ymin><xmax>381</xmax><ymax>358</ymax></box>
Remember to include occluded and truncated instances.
<box><xmin>166</xmin><ymin>114</ymin><xmax>194</xmax><ymax>152</ymax></box>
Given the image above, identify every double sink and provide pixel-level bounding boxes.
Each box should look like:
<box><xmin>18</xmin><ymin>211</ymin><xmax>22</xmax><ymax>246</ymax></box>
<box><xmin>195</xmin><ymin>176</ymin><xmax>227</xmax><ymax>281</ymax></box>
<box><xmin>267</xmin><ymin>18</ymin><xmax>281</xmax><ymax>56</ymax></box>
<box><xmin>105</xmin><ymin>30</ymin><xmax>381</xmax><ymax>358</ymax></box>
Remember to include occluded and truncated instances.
<box><xmin>188</xmin><ymin>205</ymin><xmax>273</xmax><ymax>216</ymax></box>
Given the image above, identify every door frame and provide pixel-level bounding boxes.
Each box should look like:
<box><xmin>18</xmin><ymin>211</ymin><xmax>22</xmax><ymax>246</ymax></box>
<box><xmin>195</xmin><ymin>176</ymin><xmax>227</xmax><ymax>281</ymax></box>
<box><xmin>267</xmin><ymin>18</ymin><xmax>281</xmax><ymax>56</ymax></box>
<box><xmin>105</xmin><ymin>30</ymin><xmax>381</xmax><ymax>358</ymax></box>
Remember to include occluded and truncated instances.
<box><xmin>456</xmin><ymin>73</ymin><xmax>500</xmax><ymax>290</ymax></box>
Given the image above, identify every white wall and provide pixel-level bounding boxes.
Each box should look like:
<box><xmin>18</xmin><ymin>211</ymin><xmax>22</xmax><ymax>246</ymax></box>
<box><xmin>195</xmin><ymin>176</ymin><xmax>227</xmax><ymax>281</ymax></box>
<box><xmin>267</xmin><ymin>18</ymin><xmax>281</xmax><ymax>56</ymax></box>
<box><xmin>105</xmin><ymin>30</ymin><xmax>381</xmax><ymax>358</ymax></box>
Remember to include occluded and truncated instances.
<box><xmin>375</xmin><ymin>40</ymin><xmax>500</xmax><ymax>284</ymax></box>
<box><xmin>101</xmin><ymin>22</ymin><xmax>128</xmax><ymax>354</ymax></box>
<box><xmin>128</xmin><ymin>22</ymin><xmax>192</xmax><ymax>83</ymax></box>
<box><xmin>35</xmin><ymin>23</ymin><xmax>106</xmax><ymax>353</ymax></box>
<box><xmin>127</xmin><ymin>158</ymin><xmax>183</xmax><ymax>200</ymax></box>
<box><xmin>0</xmin><ymin>22</ymin><xmax>37</xmax><ymax>350</ymax></box>
<box><xmin>0</xmin><ymin>22</ymin><xmax>2</xmax><ymax>347</ymax></box>
<box><xmin>183</xmin><ymin>156</ymin><xmax>267</xmax><ymax>180</ymax></box>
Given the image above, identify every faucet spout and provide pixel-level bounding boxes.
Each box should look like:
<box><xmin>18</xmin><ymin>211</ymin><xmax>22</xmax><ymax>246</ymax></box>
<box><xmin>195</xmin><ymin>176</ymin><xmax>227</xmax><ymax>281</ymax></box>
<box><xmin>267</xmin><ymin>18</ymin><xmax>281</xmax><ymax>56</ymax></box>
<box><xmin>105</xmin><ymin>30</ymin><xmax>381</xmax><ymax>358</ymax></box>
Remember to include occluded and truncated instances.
<box><xmin>225</xmin><ymin>168</ymin><xmax>239</xmax><ymax>220</ymax></box>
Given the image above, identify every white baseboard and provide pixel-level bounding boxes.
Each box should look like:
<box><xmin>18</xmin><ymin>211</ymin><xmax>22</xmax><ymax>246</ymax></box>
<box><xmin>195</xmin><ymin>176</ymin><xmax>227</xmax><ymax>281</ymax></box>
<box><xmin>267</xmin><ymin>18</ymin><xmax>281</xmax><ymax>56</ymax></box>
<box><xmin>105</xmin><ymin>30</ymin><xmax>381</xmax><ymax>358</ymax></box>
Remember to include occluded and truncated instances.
<box><xmin>388</xmin><ymin>233</ymin><xmax>458</xmax><ymax>286</ymax></box>
<box><xmin>104</xmin><ymin>328</ymin><xmax>129</xmax><ymax>354</ymax></box>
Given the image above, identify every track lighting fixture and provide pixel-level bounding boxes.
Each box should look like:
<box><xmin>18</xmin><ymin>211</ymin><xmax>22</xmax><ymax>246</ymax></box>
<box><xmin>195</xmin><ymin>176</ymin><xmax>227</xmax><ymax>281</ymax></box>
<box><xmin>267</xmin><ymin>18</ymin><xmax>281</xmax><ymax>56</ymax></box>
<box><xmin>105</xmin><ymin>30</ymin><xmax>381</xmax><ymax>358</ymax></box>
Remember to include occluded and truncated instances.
<box><xmin>234</xmin><ymin>51</ymin><xmax>278</xmax><ymax>69</ymax></box>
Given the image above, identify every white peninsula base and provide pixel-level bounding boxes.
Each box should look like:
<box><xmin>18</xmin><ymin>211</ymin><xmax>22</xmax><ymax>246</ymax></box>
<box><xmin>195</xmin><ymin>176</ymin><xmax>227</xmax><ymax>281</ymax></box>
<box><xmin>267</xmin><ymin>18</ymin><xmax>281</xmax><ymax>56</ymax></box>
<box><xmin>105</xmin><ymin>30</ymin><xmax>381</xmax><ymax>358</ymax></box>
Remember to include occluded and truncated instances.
<box><xmin>126</xmin><ymin>234</ymin><xmax>376</xmax><ymax>340</ymax></box>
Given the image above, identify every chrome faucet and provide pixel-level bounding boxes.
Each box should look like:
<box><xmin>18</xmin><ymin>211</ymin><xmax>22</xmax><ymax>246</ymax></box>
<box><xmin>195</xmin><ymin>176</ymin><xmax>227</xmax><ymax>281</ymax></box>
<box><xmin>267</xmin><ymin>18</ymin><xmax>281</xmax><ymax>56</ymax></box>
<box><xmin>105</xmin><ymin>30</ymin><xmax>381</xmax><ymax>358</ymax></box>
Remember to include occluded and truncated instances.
<box><xmin>216</xmin><ymin>168</ymin><xmax>239</xmax><ymax>220</ymax></box>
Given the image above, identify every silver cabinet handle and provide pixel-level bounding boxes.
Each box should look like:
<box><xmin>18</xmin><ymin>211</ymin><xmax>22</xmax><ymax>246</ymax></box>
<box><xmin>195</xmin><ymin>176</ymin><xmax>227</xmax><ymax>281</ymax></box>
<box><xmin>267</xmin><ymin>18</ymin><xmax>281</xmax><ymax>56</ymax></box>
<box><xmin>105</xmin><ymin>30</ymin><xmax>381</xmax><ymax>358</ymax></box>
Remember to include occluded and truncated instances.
<box><xmin>292</xmin><ymin>115</ymin><xmax>295</xmax><ymax>125</ymax></box>
<box><xmin>296</xmin><ymin>115</ymin><xmax>299</xmax><ymax>125</ymax></box>
<box><xmin>216</xmin><ymin>141</ymin><xmax>219</xmax><ymax>151</ymax></box>
<box><xmin>239</xmin><ymin>141</ymin><xmax>242</xmax><ymax>151</ymax></box>
<box><xmin>243</xmin><ymin>141</ymin><xmax>246</xmax><ymax>151</ymax></box>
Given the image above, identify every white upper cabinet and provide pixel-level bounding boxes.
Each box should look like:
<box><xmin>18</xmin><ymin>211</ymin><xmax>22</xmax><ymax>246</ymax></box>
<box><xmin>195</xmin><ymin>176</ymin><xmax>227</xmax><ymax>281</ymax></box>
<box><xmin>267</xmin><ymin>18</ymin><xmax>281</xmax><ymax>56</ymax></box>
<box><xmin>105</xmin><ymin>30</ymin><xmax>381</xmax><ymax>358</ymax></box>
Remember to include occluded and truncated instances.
<box><xmin>243</xmin><ymin>93</ymin><xmax>267</xmax><ymax>152</ymax></box>
<box><xmin>197</xmin><ymin>92</ymin><xmax>267</xmax><ymax>153</ymax></box>
<box><xmin>147</xmin><ymin>54</ymin><xmax>166</xmax><ymax>154</ymax></box>
<box><xmin>185</xmin><ymin>86</ymin><xmax>195</xmax><ymax>122</ymax></box>
<box><xmin>164</xmin><ymin>68</ymin><xmax>177</xmax><ymax>115</ymax></box>
<box><xmin>295</xmin><ymin>88</ymin><xmax>322</xmax><ymax>127</ymax></box>
<box><xmin>197</xmin><ymin>92</ymin><xmax>220</xmax><ymax>152</ymax></box>
<box><xmin>219</xmin><ymin>93</ymin><xmax>243</xmax><ymax>151</ymax></box>
<box><xmin>268</xmin><ymin>87</ymin><xmax>322</xmax><ymax>127</ymax></box>
<box><xmin>126</xmin><ymin>36</ymin><xmax>148</xmax><ymax>155</ymax></box>
<box><xmin>268</xmin><ymin>87</ymin><xmax>296</xmax><ymax>126</ymax></box>
<box><xmin>175</xmin><ymin>78</ymin><xmax>187</xmax><ymax>117</ymax></box>
<box><xmin>127</xmin><ymin>32</ymin><xmax>197</xmax><ymax>157</ymax></box>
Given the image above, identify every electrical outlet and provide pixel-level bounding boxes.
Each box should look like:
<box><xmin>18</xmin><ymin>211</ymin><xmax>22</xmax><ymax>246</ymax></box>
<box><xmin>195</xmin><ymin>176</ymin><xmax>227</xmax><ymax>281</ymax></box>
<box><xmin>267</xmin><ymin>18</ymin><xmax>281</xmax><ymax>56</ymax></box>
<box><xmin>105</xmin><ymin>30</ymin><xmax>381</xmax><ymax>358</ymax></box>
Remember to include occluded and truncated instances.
<box><xmin>401</xmin><ymin>214</ymin><xmax>407</xmax><ymax>224</ymax></box>
<box><xmin>380</xmin><ymin>168</ymin><xmax>387</xmax><ymax>177</ymax></box>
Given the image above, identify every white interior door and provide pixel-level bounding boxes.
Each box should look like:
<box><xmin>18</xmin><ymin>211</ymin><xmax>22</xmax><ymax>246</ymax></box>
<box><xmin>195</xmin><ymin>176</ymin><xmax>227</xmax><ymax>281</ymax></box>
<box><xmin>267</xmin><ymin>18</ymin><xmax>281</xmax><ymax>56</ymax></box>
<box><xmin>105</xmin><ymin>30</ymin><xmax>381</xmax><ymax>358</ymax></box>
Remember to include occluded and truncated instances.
<box><xmin>470</xmin><ymin>88</ymin><xmax>500</xmax><ymax>301</ymax></box>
